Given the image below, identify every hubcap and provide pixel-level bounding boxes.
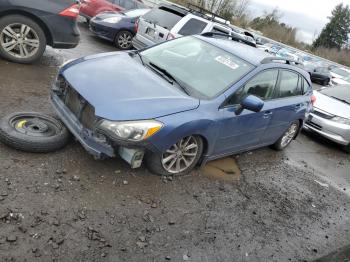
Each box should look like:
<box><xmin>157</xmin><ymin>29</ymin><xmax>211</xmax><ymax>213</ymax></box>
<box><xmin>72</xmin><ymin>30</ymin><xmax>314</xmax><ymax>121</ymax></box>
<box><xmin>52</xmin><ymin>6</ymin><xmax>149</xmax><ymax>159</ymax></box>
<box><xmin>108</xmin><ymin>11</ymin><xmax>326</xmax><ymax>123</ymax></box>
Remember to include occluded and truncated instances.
<box><xmin>117</xmin><ymin>33</ymin><xmax>132</xmax><ymax>49</ymax></box>
<box><xmin>161</xmin><ymin>136</ymin><xmax>198</xmax><ymax>174</ymax></box>
<box><xmin>10</xmin><ymin>115</ymin><xmax>59</xmax><ymax>137</ymax></box>
<box><xmin>0</xmin><ymin>23</ymin><xmax>40</xmax><ymax>59</ymax></box>
<box><xmin>281</xmin><ymin>123</ymin><xmax>298</xmax><ymax>148</ymax></box>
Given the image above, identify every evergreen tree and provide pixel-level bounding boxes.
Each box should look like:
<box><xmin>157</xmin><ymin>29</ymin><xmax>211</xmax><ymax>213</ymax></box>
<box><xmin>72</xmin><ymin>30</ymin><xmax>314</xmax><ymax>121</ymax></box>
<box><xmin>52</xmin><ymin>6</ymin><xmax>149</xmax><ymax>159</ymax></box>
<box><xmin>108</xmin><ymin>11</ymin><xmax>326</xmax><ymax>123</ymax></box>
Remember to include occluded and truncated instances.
<box><xmin>313</xmin><ymin>3</ymin><xmax>350</xmax><ymax>49</ymax></box>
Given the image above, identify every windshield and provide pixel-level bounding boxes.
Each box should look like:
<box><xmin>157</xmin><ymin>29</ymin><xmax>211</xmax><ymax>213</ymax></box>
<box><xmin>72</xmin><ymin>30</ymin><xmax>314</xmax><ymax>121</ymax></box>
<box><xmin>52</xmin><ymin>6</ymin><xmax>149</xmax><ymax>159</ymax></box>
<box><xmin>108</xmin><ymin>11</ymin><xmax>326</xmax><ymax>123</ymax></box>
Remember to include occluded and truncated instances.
<box><xmin>320</xmin><ymin>86</ymin><xmax>350</xmax><ymax>104</ymax></box>
<box><xmin>331</xmin><ymin>68</ymin><xmax>350</xmax><ymax>78</ymax></box>
<box><xmin>140</xmin><ymin>36</ymin><xmax>254</xmax><ymax>99</ymax></box>
<box><xmin>125</xmin><ymin>9</ymin><xmax>150</xmax><ymax>18</ymax></box>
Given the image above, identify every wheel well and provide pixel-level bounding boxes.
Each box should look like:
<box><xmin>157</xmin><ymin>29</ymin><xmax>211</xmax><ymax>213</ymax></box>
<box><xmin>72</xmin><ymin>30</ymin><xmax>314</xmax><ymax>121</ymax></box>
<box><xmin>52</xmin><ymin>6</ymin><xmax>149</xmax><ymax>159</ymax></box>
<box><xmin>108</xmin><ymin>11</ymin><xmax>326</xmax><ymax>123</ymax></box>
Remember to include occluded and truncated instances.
<box><xmin>114</xmin><ymin>29</ymin><xmax>134</xmax><ymax>39</ymax></box>
<box><xmin>0</xmin><ymin>10</ymin><xmax>53</xmax><ymax>45</ymax></box>
<box><xmin>194</xmin><ymin>134</ymin><xmax>209</xmax><ymax>160</ymax></box>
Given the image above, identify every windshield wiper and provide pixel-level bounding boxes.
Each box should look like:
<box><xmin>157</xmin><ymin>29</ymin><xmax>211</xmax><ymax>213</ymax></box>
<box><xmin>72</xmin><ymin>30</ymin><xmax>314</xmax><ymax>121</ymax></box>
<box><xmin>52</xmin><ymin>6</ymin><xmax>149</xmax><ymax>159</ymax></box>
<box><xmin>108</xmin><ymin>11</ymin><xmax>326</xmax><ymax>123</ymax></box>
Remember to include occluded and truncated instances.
<box><xmin>148</xmin><ymin>62</ymin><xmax>190</xmax><ymax>95</ymax></box>
<box><xmin>331</xmin><ymin>96</ymin><xmax>350</xmax><ymax>105</ymax></box>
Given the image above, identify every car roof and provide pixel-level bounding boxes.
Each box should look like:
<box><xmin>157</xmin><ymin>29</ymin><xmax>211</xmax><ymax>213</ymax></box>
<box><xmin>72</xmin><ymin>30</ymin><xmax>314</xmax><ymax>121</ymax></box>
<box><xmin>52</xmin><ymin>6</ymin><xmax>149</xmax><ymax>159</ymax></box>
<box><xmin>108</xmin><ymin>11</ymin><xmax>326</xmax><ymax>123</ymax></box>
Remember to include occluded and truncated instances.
<box><xmin>195</xmin><ymin>35</ymin><xmax>269</xmax><ymax>66</ymax></box>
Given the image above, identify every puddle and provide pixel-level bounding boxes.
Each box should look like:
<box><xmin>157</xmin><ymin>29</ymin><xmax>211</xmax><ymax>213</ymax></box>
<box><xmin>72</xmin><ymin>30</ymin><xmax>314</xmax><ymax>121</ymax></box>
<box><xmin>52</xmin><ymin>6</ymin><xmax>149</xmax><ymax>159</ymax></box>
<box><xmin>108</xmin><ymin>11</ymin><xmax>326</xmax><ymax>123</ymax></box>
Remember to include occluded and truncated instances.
<box><xmin>201</xmin><ymin>157</ymin><xmax>241</xmax><ymax>181</ymax></box>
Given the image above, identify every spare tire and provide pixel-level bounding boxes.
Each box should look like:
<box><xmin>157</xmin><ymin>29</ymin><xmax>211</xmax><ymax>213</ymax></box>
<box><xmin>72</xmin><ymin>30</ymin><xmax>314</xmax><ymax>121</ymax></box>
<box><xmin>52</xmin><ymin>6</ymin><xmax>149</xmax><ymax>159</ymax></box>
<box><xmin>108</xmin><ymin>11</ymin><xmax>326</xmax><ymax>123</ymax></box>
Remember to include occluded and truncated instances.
<box><xmin>0</xmin><ymin>112</ymin><xmax>70</xmax><ymax>153</ymax></box>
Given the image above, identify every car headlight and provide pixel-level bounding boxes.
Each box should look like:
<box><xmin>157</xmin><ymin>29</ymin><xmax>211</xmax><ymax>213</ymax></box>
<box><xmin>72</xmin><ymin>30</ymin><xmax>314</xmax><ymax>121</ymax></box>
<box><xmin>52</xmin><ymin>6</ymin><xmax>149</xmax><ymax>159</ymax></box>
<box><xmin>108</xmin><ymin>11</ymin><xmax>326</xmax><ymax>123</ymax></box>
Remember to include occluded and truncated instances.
<box><xmin>98</xmin><ymin>120</ymin><xmax>163</xmax><ymax>141</ymax></box>
<box><xmin>332</xmin><ymin>116</ymin><xmax>350</xmax><ymax>125</ymax></box>
<box><xmin>102</xmin><ymin>17</ymin><xmax>121</xmax><ymax>23</ymax></box>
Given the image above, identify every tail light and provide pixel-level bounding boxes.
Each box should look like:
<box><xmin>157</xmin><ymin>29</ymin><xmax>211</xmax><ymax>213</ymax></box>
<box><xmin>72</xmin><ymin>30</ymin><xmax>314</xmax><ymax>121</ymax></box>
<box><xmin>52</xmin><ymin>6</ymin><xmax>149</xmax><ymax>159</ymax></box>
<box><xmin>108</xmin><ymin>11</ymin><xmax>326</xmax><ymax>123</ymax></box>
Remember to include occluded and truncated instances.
<box><xmin>311</xmin><ymin>94</ymin><xmax>316</xmax><ymax>105</ymax></box>
<box><xmin>59</xmin><ymin>4</ymin><xmax>80</xmax><ymax>18</ymax></box>
<box><xmin>166</xmin><ymin>33</ymin><xmax>175</xmax><ymax>40</ymax></box>
<box><xmin>134</xmin><ymin>18</ymin><xmax>139</xmax><ymax>33</ymax></box>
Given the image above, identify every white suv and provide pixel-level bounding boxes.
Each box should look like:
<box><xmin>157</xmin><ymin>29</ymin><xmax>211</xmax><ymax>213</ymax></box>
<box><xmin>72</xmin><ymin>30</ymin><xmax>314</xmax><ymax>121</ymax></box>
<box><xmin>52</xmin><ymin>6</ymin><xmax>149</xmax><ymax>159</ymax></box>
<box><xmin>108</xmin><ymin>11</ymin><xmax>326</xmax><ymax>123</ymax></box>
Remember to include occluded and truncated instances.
<box><xmin>132</xmin><ymin>3</ymin><xmax>234</xmax><ymax>49</ymax></box>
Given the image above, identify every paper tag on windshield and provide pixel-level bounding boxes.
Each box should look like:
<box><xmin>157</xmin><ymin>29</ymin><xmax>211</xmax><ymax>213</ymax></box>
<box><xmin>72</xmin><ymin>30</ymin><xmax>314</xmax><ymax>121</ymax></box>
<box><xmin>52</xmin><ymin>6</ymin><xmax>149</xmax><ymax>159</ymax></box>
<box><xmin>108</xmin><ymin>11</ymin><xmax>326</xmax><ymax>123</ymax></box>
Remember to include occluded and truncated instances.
<box><xmin>215</xmin><ymin>56</ymin><xmax>239</xmax><ymax>70</ymax></box>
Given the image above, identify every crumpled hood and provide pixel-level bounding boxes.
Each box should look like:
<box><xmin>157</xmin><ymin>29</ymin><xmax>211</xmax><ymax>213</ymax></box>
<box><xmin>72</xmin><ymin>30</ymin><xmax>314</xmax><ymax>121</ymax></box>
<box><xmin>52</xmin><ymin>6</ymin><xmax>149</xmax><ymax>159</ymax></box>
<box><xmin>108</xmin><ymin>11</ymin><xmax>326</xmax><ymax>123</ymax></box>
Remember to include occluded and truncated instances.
<box><xmin>314</xmin><ymin>90</ymin><xmax>350</xmax><ymax>119</ymax></box>
<box><xmin>61</xmin><ymin>52</ymin><xmax>199</xmax><ymax>121</ymax></box>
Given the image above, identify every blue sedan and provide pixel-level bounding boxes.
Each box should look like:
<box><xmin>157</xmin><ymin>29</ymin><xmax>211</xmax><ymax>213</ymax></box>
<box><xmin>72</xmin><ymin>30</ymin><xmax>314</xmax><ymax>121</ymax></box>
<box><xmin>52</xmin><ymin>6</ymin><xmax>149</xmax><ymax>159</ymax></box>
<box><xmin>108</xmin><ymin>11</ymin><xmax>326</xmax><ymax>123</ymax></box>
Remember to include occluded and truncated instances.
<box><xmin>89</xmin><ymin>9</ymin><xmax>150</xmax><ymax>50</ymax></box>
<box><xmin>51</xmin><ymin>35</ymin><xmax>313</xmax><ymax>176</ymax></box>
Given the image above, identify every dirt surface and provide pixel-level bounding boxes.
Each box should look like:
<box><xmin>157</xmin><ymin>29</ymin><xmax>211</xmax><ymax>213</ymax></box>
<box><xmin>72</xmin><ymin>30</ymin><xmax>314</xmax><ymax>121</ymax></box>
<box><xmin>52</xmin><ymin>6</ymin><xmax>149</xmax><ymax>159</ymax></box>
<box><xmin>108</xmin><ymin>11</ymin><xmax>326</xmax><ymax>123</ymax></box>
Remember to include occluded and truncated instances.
<box><xmin>0</xmin><ymin>21</ymin><xmax>350</xmax><ymax>262</ymax></box>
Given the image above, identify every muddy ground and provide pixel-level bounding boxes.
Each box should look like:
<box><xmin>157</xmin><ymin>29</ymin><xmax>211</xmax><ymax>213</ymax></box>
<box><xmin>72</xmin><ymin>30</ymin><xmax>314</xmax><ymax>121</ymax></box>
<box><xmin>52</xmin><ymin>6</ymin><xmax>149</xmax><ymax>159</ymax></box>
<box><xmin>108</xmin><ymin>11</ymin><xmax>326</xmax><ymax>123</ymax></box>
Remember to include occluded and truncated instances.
<box><xmin>0</xmin><ymin>21</ymin><xmax>349</xmax><ymax>262</ymax></box>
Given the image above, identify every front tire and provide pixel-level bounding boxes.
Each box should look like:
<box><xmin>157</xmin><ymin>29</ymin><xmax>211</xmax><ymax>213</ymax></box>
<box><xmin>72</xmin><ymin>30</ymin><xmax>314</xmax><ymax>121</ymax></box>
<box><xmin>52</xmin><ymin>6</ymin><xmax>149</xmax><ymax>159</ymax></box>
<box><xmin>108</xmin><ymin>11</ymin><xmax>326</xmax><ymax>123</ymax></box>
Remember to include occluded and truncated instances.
<box><xmin>0</xmin><ymin>15</ymin><xmax>46</xmax><ymax>64</ymax></box>
<box><xmin>272</xmin><ymin>121</ymin><xmax>300</xmax><ymax>150</ymax></box>
<box><xmin>145</xmin><ymin>135</ymin><xmax>203</xmax><ymax>176</ymax></box>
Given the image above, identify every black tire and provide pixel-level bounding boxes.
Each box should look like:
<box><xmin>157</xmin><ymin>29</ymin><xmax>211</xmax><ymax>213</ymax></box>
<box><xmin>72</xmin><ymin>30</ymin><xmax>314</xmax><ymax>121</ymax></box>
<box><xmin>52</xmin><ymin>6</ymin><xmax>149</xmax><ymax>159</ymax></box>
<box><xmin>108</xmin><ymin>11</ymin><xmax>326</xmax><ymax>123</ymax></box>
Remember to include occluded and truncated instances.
<box><xmin>114</xmin><ymin>30</ymin><xmax>133</xmax><ymax>50</ymax></box>
<box><xmin>272</xmin><ymin>121</ymin><xmax>300</xmax><ymax>151</ymax></box>
<box><xmin>0</xmin><ymin>15</ymin><xmax>46</xmax><ymax>64</ymax></box>
<box><xmin>0</xmin><ymin>112</ymin><xmax>70</xmax><ymax>153</ymax></box>
<box><xmin>145</xmin><ymin>135</ymin><xmax>204</xmax><ymax>176</ymax></box>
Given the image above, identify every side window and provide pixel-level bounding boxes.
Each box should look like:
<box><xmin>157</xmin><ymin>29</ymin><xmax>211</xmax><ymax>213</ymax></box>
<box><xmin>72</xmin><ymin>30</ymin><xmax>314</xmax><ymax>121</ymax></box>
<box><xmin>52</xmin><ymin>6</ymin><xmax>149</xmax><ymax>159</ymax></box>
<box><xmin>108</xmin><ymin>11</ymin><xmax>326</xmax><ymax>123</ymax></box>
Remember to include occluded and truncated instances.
<box><xmin>302</xmin><ymin>78</ymin><xmax>311</xmax><ymax>94</ymax></box>
<box><xmin>178</xmin><ymin>19</ymin><xmax>208</xmax><ymax>36</ymax></box>
<box><xmin>118</xmin><ymin>0</ymin><xmax>135</xmax><ymax>10</ymax></box>
<box><xmin>228</xmin><ymin>70</ymin><xmax>279</xmax><ymax>105</ymax></box>
<box><xmin>278</xmin><ymin>70</ymin><xmax>302</xmax><ymax>98</ymax></box>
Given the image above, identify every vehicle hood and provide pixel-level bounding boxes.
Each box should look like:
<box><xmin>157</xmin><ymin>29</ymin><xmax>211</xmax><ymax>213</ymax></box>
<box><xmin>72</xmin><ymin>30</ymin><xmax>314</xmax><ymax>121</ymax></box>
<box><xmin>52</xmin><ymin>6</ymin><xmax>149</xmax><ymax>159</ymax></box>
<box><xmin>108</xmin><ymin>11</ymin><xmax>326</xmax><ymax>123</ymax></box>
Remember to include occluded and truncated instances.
<box><xmin>61</xmin><ymin>52</ymin><xmax>200</xmax><ymax>121</ymax></box>
<box><xmin>331</xmin><ymin>77</ymin><xmax>350</xmax><ymax>85</ymax></box>
<box><xmin>313</xmin><ymin>90</ymin><xmax>350</xmax><ymax>118</ymax></box>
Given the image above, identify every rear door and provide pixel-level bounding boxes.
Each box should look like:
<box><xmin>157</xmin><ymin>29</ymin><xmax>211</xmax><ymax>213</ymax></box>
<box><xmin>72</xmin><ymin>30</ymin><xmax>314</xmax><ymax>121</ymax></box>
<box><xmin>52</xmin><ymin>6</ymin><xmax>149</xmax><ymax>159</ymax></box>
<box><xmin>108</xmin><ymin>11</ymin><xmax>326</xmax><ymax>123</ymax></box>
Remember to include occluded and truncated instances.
<box><xmin>261</xmin><ymin>69</ymin><xmax>309</xmax><ymax>144</ymax></box>
<box><xmin>137</xmin><ymin>6</ymin><xmax>184</xmax><ymax>44</ymax></box>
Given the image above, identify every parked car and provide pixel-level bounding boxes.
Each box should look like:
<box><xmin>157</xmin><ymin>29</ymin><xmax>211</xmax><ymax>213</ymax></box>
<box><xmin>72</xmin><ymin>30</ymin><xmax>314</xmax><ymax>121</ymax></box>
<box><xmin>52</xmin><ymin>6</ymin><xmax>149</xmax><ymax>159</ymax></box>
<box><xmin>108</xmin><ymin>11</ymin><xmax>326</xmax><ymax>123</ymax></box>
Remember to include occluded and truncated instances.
<box><xmin>132</xmin><ymin>3</ymin><xmax>237</xmax><ymax>49</ymax></box>
<box><xmin>329</xmin><ymin>67</ymin><xmax>350</xmax><ymax>85</ymax></box>
<box><xmin>80</xmin><ymin>0</ymin><xmax>146</xmax><ymax>21</ymax></box>
<box><xmin>90</xmin><ymin>9</ymin><xmax>150</xmax><ymax>49</ymax></box>
<box><xmin>304</xmin><ymin>85</ymin><xmax>350</xmax><ymax>152</ymax></box>
<box><xmin>50</xmin><ymin>34</ymin><xmax>313</xmax><ymax>176</ymax></box>
<box><xmin>276</xmin><ymin>48</ymin><xmax>304</xmax><ymax>65</ymax></box>
<box><xmin>305</xmin><ymin>66</ymin><xmax>331</xmax><ymax>86</ymax></box>
<box><xmin>0</xmin><ymin>0</ymin><xmax>80</xmax><ymax>64</ymax></box>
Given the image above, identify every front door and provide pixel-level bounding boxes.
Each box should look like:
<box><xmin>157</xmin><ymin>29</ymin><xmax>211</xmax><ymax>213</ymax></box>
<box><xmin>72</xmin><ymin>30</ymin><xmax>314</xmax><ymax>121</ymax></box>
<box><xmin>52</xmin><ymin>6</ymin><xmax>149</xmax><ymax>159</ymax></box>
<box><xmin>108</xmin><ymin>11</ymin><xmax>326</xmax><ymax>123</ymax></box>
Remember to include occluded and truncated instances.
<box><xmin>214</xmin><ymin>69</ymin><xmax>279</xmax><ymax>155</ymax></box>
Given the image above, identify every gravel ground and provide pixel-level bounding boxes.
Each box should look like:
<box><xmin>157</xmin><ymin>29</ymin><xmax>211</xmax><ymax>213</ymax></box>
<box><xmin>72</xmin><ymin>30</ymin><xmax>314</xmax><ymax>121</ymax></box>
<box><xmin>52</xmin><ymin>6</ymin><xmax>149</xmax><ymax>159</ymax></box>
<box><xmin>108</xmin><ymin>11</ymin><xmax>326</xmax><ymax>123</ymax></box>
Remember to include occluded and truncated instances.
<box><xmin>0</xmin><ymin>21</ymin><xmax>349</xmax><ymax>262</ymax></box>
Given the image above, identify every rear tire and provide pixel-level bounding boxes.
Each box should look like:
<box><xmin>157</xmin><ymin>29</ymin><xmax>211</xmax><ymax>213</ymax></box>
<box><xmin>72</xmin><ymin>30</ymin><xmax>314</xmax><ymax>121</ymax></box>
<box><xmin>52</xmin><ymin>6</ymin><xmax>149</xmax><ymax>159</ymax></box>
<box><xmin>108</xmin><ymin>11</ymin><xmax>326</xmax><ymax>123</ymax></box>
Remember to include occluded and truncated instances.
<box><xmin>0</xmin><ymin>15</ymin><xmax>46</xmax><ymax>64</ymax></box>
<box><xmin>114</xmin><ymin>30</ymin><xmax>133</xmax><ymax>50</ymax></box>
<box><xmin>0</xmin><ymin>112</ymin><xmax>70</xmax><ymax>153</ymax></box>
<box><xmin>145</xmin><ymin>135</ymin><xmax>203</xmax><ymax>176</ymax></box>
<box><xmin>272</xmin><ymin>121</ymin><xmax>300</xmax><ymax>150</ymax></box>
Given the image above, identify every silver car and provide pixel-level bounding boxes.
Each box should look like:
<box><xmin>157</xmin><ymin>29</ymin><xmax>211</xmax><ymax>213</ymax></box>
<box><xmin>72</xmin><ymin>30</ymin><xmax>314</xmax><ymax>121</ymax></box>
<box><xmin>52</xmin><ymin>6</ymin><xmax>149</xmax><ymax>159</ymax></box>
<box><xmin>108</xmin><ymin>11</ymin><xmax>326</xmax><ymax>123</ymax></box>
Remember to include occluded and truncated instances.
<box><xmin>304</xmin><ymin>85</ymin><xmax>350</xmax><ymax>152</ymax></box>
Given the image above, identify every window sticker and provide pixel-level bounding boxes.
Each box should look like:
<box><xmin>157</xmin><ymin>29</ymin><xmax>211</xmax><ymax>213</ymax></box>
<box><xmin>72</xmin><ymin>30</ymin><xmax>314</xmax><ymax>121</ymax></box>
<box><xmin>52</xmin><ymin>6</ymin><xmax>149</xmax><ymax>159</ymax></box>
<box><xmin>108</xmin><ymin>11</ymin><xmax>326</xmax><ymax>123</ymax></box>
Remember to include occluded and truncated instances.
<box><xmin>215</xmin><ymin>55</ymin><xmax>239</xmax><ymax>70</ymax></box>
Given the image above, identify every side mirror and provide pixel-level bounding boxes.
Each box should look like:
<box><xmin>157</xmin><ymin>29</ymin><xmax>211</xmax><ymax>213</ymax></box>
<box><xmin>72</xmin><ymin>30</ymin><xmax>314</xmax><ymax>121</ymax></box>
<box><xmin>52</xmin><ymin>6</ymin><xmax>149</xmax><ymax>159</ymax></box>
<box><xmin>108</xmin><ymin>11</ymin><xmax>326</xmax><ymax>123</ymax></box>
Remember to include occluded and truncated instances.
<box><xmin>235</xmin><ymin>95</ymin><xmax>264</xmax><ymax>115</ymax></box>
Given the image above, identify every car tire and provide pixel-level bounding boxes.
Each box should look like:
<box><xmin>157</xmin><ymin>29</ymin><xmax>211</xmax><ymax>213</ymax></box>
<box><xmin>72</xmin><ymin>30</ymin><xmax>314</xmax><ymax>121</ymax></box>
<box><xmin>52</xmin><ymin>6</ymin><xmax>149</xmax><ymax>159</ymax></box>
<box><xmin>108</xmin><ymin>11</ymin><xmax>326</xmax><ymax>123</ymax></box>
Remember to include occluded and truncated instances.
<box><xmin>343</xmin><ymin>144</ymin><xmax>350</xmax><ymax>154</ymax></box>
<box><xmin>0</xmin><ymin>15</ymin><xmax>46</xmax><ymax>64</ymax></box>
<box><xmin>145</xmin><ymin>135</ymin><xmax>203</xmax><ymax>176</ymax></box>
<box><xmin>272</xmin><ymin>121</ymin><xmax>300</xmax><ymax>150</ymax></box>
<box><xmin>0</xmin><ymin>112</ymin><xmax>70</xmax><ymax>153</ymax></box>
<box><xmin>114</xmin><ymin>30</ymin><xmax>133</xmax><ymax>50</ymax></box>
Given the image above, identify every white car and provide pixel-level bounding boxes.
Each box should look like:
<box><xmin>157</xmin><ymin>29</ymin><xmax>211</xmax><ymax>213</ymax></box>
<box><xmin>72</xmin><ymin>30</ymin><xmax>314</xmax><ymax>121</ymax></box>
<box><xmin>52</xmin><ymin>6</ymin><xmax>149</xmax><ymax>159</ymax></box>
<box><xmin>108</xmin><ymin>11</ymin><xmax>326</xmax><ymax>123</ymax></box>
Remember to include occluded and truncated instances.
<box><xmin>330</xmin><ymin>67</ymin><xmax>350</xmax><ymax>85</ymax></box>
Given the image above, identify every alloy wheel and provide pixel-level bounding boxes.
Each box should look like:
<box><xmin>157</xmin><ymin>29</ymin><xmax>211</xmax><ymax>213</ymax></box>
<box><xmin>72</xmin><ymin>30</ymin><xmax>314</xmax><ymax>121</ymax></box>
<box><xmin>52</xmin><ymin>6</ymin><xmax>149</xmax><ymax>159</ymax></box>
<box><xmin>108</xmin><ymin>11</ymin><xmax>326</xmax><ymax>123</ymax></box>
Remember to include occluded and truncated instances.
<box><xmin>117</xmin><ymin>32</ymin><xmax>132</xmax><ymax>49</ymax></box>
<box><xmin>281</xmin><ymin>123</ymin><xmax>298</xmax><ymax>148</ymax></box>
<box><xmin>0</xmin><ymin>23</ymin><xmax>40</xmax><ymax>59</ymax></box>
<box><xmin>161</xmin><ymin>136</ymin><xmax>199</xmax><ymax>174</ymax></box>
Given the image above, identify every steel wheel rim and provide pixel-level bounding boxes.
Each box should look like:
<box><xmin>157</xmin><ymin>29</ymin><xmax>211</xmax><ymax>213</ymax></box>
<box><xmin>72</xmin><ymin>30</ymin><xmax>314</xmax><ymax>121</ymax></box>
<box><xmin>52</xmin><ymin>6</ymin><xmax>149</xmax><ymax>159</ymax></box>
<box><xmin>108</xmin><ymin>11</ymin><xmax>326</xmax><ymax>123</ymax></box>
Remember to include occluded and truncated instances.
<box><xmin>10</xmin><ymin>115</ymin><xmax>60</xmax><ymax>138</ymax></box>
<box><xmin>161</xmin><ymin>136</ymin><xmax>198</xmax><ymax>174</ymax></box>
<box><xmin>0</xmin><ymin>23</ymin><xmax>40</xmax><ymax>59</ymax></box>
<box><xmin>117</xmin><ymin>33</ymin><xmax>132</xmax><ymax>49</ymax></box>
<box><xmin>281</xmin><ymin>123</ymin><xmax>298</xmax><ymax>147</ymax></box>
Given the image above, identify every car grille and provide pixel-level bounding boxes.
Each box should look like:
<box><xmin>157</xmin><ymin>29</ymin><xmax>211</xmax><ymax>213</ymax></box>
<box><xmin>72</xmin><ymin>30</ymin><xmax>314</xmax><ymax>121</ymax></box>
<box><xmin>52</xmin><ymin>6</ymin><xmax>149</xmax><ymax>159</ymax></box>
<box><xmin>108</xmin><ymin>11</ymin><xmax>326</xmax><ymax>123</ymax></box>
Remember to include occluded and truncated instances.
<box><xmin>312</xmin><ymin>108</ymin><xmax>334</xmax><ymax>119</ymax></box>
<box><xmin>58</xmin><ymin>76</ymin><xmax>96</xmax><ymax>130</ymax></box>
<box><xmin>306</xmin><ymin>120</ymin><xmax>322</xmax><ymax>130</ymax></box>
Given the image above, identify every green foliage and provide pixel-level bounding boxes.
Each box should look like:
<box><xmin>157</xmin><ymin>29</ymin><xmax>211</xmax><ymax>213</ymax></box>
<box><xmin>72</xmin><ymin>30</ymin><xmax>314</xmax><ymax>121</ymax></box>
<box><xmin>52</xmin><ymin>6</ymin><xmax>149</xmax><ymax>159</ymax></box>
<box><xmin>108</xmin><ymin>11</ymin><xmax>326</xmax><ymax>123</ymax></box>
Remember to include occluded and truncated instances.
<box><xmin>313</xmin><ymin>3</ymin><xmax>350</xmax><ymax>49</ymax></box>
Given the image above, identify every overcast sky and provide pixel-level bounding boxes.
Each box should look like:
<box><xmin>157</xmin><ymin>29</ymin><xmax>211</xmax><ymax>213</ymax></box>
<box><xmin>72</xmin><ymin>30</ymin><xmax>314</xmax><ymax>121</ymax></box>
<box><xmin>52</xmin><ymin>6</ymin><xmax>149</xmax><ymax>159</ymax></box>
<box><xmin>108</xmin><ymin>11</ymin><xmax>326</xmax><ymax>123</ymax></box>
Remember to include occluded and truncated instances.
<box><xmin>249</xmin><ymin>0</ymin><xmax>350</xmax><ymax>43</ymax></box>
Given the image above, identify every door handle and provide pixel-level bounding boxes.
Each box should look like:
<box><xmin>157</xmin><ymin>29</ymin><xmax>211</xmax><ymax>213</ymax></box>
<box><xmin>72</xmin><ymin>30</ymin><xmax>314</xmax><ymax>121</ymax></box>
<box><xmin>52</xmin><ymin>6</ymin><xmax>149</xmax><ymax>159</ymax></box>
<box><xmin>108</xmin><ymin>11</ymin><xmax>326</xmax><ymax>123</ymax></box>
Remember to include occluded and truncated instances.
<box><xmin>263</xmin><ymin>111</ymin><xmax>272</xmax><ymax>118</ymax></box>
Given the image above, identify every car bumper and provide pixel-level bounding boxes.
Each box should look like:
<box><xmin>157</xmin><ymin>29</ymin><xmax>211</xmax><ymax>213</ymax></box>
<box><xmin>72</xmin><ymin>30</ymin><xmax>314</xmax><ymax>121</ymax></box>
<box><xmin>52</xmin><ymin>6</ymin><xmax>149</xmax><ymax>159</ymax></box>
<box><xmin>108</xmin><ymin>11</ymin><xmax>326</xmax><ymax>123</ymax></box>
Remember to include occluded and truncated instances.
<box><xmin>132</xmin><ymin>34</ymin><xmax>154</xmax><ymax>50</ymax></box>
<box><xmin>51</xmin><ymin>92</ymin><xmax>115</xmax><ymax>158</ymax></box>
<box><xmin>89</xmin><ymin>21</ymin><xmax>115</xmax><ymax>42</ymax></box>
<box><xmin>304</xmin><ymin>113</ymin><xmax>350</xmax><ymax>145</ymax></box>
<box><xmin>45</xmin><ymin>16</ymin><xmax>80</xmax><ymax>49</ymax></box>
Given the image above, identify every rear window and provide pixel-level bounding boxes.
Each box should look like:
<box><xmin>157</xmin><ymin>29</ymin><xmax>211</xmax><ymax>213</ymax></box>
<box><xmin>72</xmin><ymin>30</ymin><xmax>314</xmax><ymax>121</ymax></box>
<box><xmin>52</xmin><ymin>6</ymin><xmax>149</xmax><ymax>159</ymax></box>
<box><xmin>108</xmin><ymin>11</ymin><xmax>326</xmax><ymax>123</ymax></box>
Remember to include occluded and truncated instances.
<box><xmin>178</xmin><ymin>18</ymin><xmax>207</xmax><ymax>35</ymax></box>
<box><xmin>142</xmin><ymin>7</ymin><xmax>184</xmax><ymax>29</ymax></box>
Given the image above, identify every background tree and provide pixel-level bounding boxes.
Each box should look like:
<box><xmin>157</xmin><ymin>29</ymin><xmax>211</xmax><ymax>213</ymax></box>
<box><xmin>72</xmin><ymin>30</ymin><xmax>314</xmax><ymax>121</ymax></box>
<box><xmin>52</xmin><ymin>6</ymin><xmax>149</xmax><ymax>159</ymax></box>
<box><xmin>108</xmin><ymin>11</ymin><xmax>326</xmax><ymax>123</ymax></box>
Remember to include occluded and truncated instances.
<box><xmin>313</xmin><ymin>3</ymin><xmax>350</xmax><ymax>49</ymax></box>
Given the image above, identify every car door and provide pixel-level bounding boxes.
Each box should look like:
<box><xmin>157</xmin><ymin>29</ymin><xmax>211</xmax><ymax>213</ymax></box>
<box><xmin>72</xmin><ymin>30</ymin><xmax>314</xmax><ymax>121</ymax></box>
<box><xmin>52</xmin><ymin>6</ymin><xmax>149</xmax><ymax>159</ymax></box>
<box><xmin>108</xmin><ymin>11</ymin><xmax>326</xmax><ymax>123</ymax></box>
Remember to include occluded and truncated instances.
<box><xmin>214</xmin><ymin>69</ymin><xmax>279</xmax><ymax>155</ymax></box>
<box><xmin>260</xmin><ymin>69</ymin><xmax>307</xmax><ymax>144</ymax></box>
